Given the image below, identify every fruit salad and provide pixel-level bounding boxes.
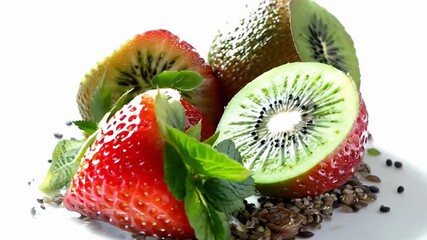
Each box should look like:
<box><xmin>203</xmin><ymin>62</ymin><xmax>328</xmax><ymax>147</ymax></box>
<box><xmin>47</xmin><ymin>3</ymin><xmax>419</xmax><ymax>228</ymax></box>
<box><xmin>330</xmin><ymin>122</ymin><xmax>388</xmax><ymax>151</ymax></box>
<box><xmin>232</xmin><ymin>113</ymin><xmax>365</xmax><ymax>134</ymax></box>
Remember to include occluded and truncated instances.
<box><xmin>36</xmin><ymin>0</ymin><xmax>379</xmax><ymax>239</ymax></box>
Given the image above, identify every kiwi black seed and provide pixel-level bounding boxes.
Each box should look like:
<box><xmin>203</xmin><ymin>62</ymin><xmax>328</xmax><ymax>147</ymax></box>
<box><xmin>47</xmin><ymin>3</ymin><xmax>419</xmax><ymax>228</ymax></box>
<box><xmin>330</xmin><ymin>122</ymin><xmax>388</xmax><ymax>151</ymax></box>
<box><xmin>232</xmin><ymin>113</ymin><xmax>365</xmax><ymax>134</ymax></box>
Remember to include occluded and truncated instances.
<box><xmin>215</xmin><ymin>62</ymin><xmax>359</xmax><ymax>191</ymax></box>
<box><xmin>290</xmin><ymin>0</ymin><xmax>361</xmax><ymax>89</ymax></box>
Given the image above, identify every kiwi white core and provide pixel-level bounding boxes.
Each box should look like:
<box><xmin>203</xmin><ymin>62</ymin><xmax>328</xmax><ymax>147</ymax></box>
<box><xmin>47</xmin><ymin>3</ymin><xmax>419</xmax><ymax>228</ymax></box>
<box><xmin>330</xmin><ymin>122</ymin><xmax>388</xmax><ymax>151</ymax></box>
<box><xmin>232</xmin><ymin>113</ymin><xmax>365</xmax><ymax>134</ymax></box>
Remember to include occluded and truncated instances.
<box><xmin>215</xmin><ymin>62</ymin><xmax>359</xmax><ymax>185</ymax></box>
<box><xmin>268</xmin><ymin>111</ymin><xmax>302</xmax><ymax>134</ymax></box>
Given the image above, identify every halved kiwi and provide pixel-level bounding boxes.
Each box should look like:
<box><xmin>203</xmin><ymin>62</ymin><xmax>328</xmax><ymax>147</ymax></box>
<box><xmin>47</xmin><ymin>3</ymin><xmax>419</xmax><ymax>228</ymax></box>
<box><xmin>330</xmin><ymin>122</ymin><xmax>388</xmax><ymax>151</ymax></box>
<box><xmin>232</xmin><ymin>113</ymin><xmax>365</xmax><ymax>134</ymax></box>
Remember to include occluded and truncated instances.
<box><xmin>290</xmin><ymin>0</ymin><xmax>361</xmax><ymax>88</ymax></box>
<box><xmin>215</xmin><ymin>62</ymin><xmax>359</xmax><ymax>192</ymax></box>
<box><xmin>77</xmin><ymin>29</ymin><xmax>222</xmax><ymax>125</ymax></box>
<box><xmin>208</xmin><ymin>0</ymin><xmax>300</xmax><ymax>105</ymax></box>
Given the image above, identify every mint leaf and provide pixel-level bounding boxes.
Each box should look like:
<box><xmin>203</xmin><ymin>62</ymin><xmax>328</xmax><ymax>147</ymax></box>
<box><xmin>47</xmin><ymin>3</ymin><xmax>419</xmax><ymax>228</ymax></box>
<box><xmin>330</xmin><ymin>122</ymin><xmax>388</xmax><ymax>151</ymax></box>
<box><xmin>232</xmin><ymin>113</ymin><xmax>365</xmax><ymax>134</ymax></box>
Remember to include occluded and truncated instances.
<box><xmin>185</xmin><ymin>121</ymin><xmax>202</xmax><ymax>141</ymax></box>
<box><xmin>73</xmin><ymin>120</ymin><xmax>98</xmax><ymax>137</ymax></box>
<box><xmin>152</xmin><ymin>71</ymin><xmax>205</xmax><ymax>91</ymax></box>
<box><xmin>184</xmin><ymin>175</ymin><xmax>230</xmax><ymax>240</ymax></box>
<box><xmin>90</xmin><ymin>71</ymin><xmax>112</xmax><ymax>122</ymax></box>
<box><xmin>214</xmin><ymin>139</ymin><xmax>242</xmax><ymax>163</ymax></box>
<box><xmin>165</xmin><ymin>126</ymin><xmax>251</xmax><ymax>182</ymax></box>
<box><xmin>39</xmin><ymin>139</ymin><xmax>84</xmax><ymax>194</ymax></box>
<box><xmin>164</xmin><ymin>143</ymin><xmax>187</xmax><ymax>201</ymax></box>
<box><xmin>155</xmin><ymin>91</ymin><xmax>186</xmax><ymax>136</ymax></box>
<box><xmin>204</xmin><ymin>177</ymin><xmax>254</xmax><ymax>213</ymax></box>
<box><xmin>203</xmin><ymin>131</ymin><xmax>220</xmax><ymax>146</ymax></box>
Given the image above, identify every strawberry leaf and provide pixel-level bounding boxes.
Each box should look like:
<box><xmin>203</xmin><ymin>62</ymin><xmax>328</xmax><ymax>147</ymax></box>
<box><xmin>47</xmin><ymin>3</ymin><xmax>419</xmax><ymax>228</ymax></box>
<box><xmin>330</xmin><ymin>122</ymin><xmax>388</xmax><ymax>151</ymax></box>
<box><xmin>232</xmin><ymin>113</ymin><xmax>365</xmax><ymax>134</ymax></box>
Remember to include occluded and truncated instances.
<box><xmin>164</xmin><ymin>143</ymin><xmax>187</xmax><ymax>201</ymax></box>
<box><xmin>106</xmin><ymin>88</ymin><xmax>136</xmax><ymax>122</ymax></box>
<box><xmin>39</xmin><ymin>139</ymin><xmax>84</xmax><ymax>194</ymax></box>
<box><xmin>155</xmin><ymin>91</ymin><xmax>186</xmax><ymax>135</ymax></box>
<box><xmin>165</xmin><ymin>126</ymin><xmax>251</xmax><ymax>182</ymax></box>
<box><xmin>152</xmin><ymin>70</ymin><xmax>205</xmax><ymax>91</ymax></box>
<box><xmin>203</xmin><ymin>131</ymin><xmax>220</xmax><ymax>146</ymax></box>
<box><xmin>90</xmin><ymin>71</ymin><xmax>112</xmax><ymax>123</ymax></box>
<box><xmin>185</xmin><ymin>121</ymin><xmax>202</xmax><ymax>141</ymax></box>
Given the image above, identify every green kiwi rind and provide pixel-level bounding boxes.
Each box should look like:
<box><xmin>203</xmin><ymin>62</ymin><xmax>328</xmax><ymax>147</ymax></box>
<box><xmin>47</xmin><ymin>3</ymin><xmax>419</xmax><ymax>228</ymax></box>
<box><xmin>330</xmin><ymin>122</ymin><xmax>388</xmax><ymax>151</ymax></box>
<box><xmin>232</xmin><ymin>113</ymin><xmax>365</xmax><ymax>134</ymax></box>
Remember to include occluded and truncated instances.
<box><xmin>215</xmin><ymin>62</ymin><xmax>359</xmax><ymax>186</ymax></box>
<box><xmin>290</xmin><ymin>0</ymin><xmax>361</xmax><ymax>89</ymax></box>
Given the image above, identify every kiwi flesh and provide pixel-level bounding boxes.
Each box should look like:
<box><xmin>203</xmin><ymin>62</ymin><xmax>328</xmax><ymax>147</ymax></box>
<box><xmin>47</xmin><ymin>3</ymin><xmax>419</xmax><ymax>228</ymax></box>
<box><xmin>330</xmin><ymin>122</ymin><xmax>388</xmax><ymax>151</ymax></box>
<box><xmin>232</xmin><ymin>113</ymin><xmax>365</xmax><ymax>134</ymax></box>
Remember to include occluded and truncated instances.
<box><xmin>215</xmin><ymin>62</ymin><xmax>359</xmax><ymax>189</ymax></box>
<box><xmin>77</xmin><ymin>30</ymin><xmax>222</xmax><ymax>125</ymax></box>
<box><xmin>208</xmin><ymin>0</ymin><xmax>300</xmax><ymax>105</ymax></box>
<box><xmin>290</xmin><ymin>0</ymin><xmax>361</xmax><ymax>88</ymax></box>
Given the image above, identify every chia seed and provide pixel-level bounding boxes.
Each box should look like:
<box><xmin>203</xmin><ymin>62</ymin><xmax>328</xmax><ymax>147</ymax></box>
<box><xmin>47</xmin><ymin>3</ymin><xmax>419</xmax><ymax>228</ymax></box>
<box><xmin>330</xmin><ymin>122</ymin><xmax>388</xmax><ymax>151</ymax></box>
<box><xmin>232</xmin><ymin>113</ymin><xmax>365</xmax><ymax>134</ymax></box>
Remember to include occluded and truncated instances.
<box><xmin>397</xmin><ymin>186</ymin><xmax>404</xmax><ymax>193</ymax></box>
<box><xmin>53</xmin><ymin>132</ymin><xmax>63</xmax><ymax>139</ymax></box>
<box><xmin>368</xmin><ymin>185</ymin><xmax>380</xmax><ymax>193</ymax></box>
<box><xmin>386</xmin><ymin>159</ymin><xmax>393</xmax><ymax>166</ymax></box>
<box><xmin>394</xmin><ymin>161</ymin><xmax>403</xmax><ymax>168</ymax></box>
<box><xmin>379</xmin><ymin>205</ymin><xmax>390</xmax><ymax>213</ymax></box>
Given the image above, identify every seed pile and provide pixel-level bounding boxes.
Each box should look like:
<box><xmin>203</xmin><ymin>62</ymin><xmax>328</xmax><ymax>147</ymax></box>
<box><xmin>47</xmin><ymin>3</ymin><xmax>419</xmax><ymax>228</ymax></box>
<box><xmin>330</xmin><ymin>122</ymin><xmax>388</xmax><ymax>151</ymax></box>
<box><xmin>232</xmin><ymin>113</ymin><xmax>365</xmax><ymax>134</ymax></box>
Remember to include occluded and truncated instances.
<box><xmin>230</xmin><ymin>161</ymin><xmax>379</xmax><ymax>240</ymax></box>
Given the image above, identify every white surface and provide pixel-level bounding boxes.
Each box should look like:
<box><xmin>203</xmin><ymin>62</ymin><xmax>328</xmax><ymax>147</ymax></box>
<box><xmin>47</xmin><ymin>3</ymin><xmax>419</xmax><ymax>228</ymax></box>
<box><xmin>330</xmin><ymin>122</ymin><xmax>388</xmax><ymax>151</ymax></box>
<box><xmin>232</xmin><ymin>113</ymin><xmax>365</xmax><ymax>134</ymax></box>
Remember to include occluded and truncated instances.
<box><xmin>1</xmin><ymin>0</ymin><xmax>427</xmax><ymax>239</ymax></box>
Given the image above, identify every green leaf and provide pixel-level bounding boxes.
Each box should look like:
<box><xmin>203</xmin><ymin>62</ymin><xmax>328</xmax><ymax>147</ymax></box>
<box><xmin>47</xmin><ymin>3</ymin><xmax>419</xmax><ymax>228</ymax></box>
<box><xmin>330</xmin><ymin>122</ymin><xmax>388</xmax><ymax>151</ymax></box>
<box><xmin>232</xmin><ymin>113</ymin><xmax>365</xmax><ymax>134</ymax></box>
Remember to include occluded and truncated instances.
<box><xmin>185</xmin><ymin>121</ymin><xmax>202</xmax><ymax>141</ymax></box>
<box><xmin>39</xmin><ymin>139</ymin><xmax>84</xmax><ymax>194</ymax></box>
<box><xmin>367</xmin><ymin>147</ymin><xmax>381</xmax><ymax>156</ymax></box>
<box><xmin>106</xmin><ymin>88</ymin><xmax>136</xmax><ymax>121</ymax></box>
<box><xmin>164</xmin><ymin>143</ymin><xmax>187</xmax><ymax>201</ymax></box>
<box><xmin>184</xmin><ymin>175</ymin><xmax>229</xmax><ymax>240</ymax></box>
<box><xmin>90</xmin><ymin>71</ymin><xmax>113</xmax><ymax>122</ymax></box>
<box><xmin>152</xmin><ymin>70</ymin><xmax>205</xmax><ymax>91</ymax></box>
<box><xmin>73</xmin><ymin>120</ymin><xmax>98</xmax><ymax>137</ymax></box>
<box><xmin>203</xmin><ymin>177</ymin><xmax>254</xmax><ymax>213</ymax></box>
<box><xmin>155</xmin><ymin>91</ymin><xmax>186</xmax><ymax>137</ymax></box>
<box><xmin>166</xmin><ymin>126</ymin><xmax>251</xmax><ymax>182</ymax></box>
<box><xmin>214</xmin><ymin>139</ymin><xmax>242</xmax><ymax>163</ymax></box>
<box><xmin>203</xmin><ymin>131</ymin><xmax>220</xmax><ymax>146</ymax></box>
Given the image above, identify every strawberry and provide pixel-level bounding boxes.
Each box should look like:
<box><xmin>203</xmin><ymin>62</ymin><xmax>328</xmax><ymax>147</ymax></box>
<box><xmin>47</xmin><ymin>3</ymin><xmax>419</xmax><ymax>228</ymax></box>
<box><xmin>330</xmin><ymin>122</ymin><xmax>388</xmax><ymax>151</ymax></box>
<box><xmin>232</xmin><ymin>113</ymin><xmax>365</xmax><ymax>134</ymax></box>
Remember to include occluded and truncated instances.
<box><xmin>63</xmin><ymin>90</ymin><xmax>210</xmax><ymax>238</ymax></box>
<box><xmin>77</xmin><ymin>29</ymin><xmax>223</xmax><ymax>125</ymax></box>
<box><xmin>60</xmin><ymin>86</ymin><xmax>254</xmax><ymax>239</ymax></box>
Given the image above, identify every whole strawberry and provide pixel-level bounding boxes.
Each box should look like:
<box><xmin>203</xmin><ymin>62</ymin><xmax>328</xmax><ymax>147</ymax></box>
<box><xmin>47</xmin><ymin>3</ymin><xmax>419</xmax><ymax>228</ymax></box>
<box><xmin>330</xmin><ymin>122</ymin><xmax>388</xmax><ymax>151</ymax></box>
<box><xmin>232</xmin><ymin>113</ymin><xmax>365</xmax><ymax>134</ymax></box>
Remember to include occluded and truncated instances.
<box><xmin>63</xmin><ymin>90</ymin><xmax>198</xmax><ymax>238</ymax></box>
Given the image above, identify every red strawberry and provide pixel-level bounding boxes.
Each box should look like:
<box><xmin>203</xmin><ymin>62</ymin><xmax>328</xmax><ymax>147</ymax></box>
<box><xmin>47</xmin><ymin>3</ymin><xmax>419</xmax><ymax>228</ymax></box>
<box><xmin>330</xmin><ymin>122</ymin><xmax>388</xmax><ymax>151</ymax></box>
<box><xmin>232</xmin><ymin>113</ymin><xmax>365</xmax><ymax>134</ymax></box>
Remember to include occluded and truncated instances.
<box><xmin>77</xmin><ymin>29</ymin><xmax>223</xmax><ymax>125</ymax></box>
<box><xmin>63</xmin><ymin>90</ymin><xmax>214</xmax><ymax>238</ymax></box>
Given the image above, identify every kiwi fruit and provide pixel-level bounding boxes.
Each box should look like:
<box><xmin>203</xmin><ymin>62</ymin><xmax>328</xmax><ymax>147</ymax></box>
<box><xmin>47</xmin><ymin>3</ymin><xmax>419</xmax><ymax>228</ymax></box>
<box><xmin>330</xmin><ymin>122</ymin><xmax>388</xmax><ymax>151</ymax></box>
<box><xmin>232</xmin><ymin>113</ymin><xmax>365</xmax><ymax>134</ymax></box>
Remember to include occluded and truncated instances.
<box><xmin>290</xmin><ymin>0</ymin><xmax>361</xmax><ymax>88</ymax></box>
<box><xmin>208</xmin><ymin>0</ymin><xmax>300</xmax><ymax>105</ymax></box>
<box><xmin>208</xmin><ymin>0</ymin><xmax>361</xmax><ymax>106</ymax></box>
<box><xmin>215</xmin><ymin>62</ymin><xmax>360</xmax><ymax>196</ymax></box>
<box><xmin>77</xmin><ymin>29</ymin><xmax>222</xmax><ymax>125</ymax></box>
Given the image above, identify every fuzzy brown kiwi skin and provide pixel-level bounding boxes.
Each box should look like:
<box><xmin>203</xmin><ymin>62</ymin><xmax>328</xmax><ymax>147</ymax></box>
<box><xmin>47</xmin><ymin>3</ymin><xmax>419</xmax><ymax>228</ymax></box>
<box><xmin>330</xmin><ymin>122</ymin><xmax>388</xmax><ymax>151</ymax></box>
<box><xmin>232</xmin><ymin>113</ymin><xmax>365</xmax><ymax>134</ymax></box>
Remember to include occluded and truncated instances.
<box><xmin>208</xmin><ymin>0</ymin><xmax>300</xmax><ymax>106</ymax></box>
<box><xmin>255</xmin><ymin>96</ymin><xmax>369</xmax><ymax>198</ymax></box>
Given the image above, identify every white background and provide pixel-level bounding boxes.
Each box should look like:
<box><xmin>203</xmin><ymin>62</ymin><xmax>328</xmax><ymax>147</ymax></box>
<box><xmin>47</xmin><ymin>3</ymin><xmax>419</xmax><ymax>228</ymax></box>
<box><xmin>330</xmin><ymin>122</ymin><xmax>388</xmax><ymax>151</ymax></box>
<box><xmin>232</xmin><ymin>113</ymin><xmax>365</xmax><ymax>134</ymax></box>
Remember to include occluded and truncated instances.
<box><xmin>1</xmin><ymin>0</ymin><xmax>426</xmax><ymax>239</ymax></box>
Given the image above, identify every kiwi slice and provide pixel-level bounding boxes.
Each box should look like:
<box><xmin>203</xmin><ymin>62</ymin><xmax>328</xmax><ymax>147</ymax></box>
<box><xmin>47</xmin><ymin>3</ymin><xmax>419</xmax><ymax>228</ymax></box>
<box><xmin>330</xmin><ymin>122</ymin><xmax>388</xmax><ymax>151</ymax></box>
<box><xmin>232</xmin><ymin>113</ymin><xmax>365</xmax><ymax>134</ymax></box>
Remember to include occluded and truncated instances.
<box><xmin>208</xmin><ymin>0</ymin><xmax>300</xmax><ymax>105</ymax></box>
<box><xmin>77</xmin><ymin>30</ymin><xmax>222</xmax><ymax>125</ymax></box>
<box><xmin>215</xmin><ymin>62</ymin><xmax>359</xmax><ymax>191</ymax></box>
<box><xmin>290</xmin><ymin>0</ymin><xmax>361</xmax><ymax>88</ymax></box>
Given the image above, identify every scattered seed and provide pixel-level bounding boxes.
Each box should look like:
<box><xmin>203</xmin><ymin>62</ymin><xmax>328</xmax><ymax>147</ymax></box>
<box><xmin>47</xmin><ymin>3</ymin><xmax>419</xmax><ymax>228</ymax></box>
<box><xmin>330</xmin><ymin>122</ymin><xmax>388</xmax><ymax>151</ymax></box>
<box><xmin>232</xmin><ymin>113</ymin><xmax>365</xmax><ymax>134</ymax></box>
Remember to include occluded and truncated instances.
<box><xmin>65</xmin><ymin>121</ymin><xmax>73</xmax><ymax>126</ymax></box>
<box><xmin>298</xmin><ymin>230</ymin><xmax>315</xmax><ymax>238</ymax></box>
<box><xmin>31</xmin><ymin>207</ymin><xmax>36</xmax><ymax>216</ymax></box>
<box><xmin>397</xmin><ymin>186</ymin><xmax>404</xmax><ymax>193</ymax></box>
<box><xmin>368</xmin><ymin>185</ymin><xmax>380</xmax><ymax>193</ymax></box>
<box><xmin>394</xmin><ymin>161</ymin><xmax>403</xmax><ymax>168</ymax></box>
<box><xmin>230</xmin><ymin>161</ymin><xmax>379</xmax><ymax>239</ymax></box>
<box><xmin>379</xmin><ymin>205</ymin><xmax>390</xmax><ymax>213</ymax></box>
<box><xmin>53</xmin><ymin>132</ymin><xmax>63</xmax><ymax>139</ymax></box>
<box><xmin>386</xmin><ymin>159</ymin><xmax>393</xmax><ymax>166</ymax></box>
<box><xmin>364</xmin><ymin>174</ymin><xmax>381</xmax><ymax>183</ymax></box>
<box><xmin>40</xmin><ymin>204</ymin><xmax>46</xmax><ymax>210</ymax></box>
<box><xmin>47</xmin><ymin>159</ymin><xmax>52</xmax><ymax>163</ymax></box>
<box><xmin>367</xmin><ymin>148</ymin><xmax>381</xmax><ymax>156</ymax></box>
